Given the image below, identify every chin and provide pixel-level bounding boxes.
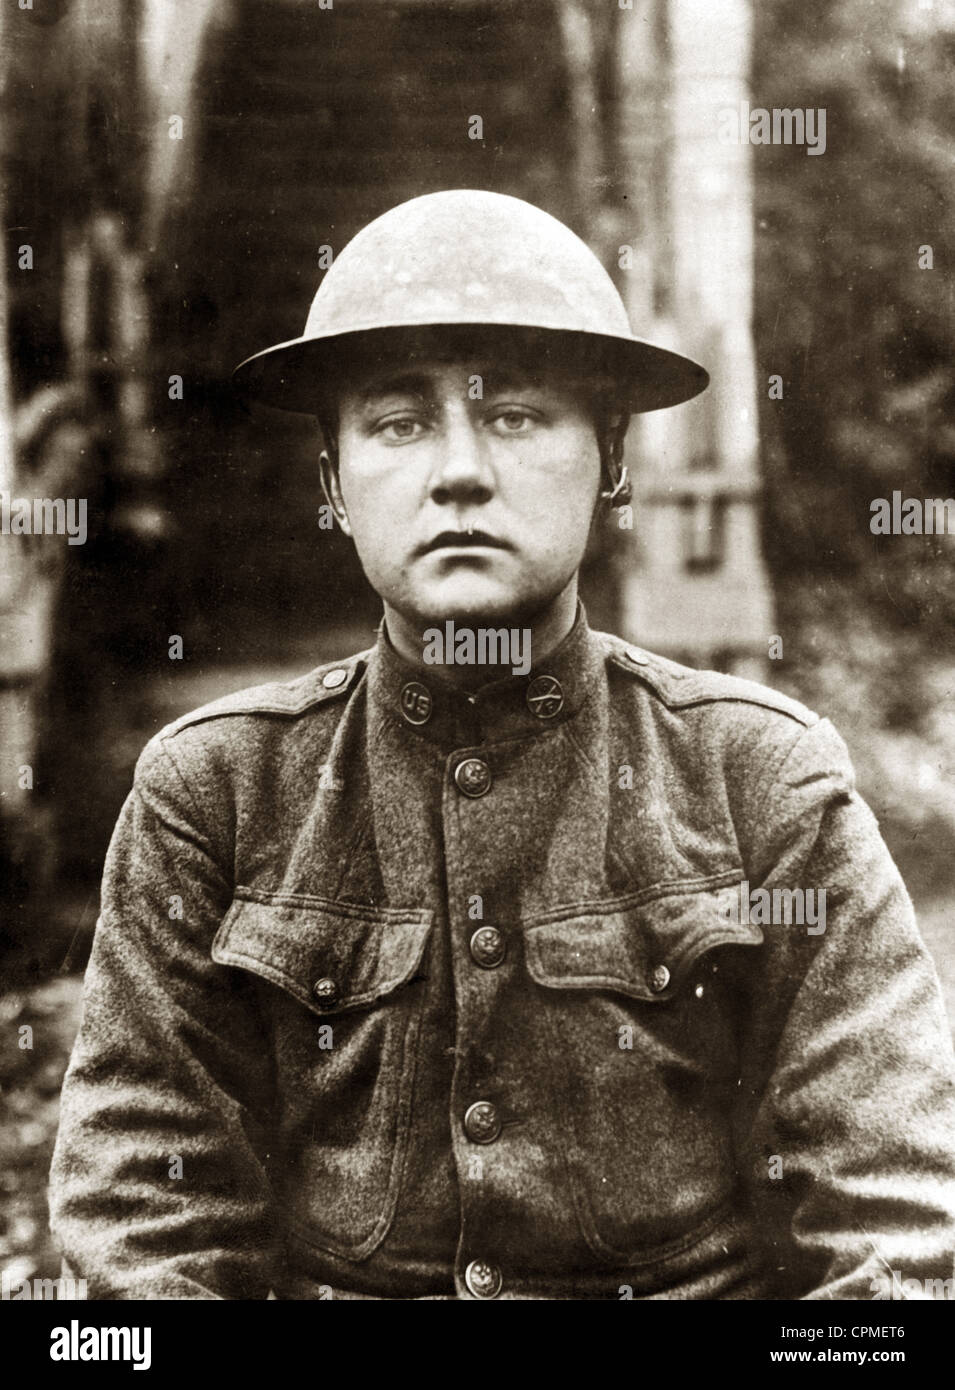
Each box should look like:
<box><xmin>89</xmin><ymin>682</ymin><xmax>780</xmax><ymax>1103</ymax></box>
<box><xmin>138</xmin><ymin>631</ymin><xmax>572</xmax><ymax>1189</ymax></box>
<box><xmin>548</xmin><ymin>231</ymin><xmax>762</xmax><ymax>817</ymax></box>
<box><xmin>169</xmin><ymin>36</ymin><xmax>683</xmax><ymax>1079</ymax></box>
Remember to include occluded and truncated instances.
<box><xmin>410</xmin><ymin>582</ymin><xmax>559</xmax><ymax>629</ymax></box>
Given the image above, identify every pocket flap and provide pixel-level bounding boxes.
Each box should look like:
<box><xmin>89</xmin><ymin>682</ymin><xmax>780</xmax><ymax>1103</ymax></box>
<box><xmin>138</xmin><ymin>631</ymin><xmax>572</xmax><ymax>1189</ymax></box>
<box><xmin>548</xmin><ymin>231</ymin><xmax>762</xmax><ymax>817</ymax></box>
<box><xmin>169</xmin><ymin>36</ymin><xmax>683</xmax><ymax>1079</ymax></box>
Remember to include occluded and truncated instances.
<box><xmin>212</xmin><ymin>888</ymin><xmax>433</xmax><ymax>1015</ymax></box>
<box><xmin>523</xmin><ymin>876</ymin><xmax>760</xmax><ymax>1001</ymax></box>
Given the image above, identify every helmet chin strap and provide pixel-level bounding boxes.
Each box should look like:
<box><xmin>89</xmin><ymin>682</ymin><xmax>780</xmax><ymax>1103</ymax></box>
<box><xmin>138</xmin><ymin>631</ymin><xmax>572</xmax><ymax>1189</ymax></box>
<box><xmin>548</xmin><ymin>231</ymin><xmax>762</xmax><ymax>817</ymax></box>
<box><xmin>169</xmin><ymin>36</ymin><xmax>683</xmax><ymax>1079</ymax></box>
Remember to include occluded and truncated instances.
<box><xmin>601</xmin><ymin>462</ymin><xmax>630</xmax><ymax>506</ymax></box>
<box><xmin>598</xmin><ymin>415</ymin><xmax>632</xmax><ymax>508</ymax></box>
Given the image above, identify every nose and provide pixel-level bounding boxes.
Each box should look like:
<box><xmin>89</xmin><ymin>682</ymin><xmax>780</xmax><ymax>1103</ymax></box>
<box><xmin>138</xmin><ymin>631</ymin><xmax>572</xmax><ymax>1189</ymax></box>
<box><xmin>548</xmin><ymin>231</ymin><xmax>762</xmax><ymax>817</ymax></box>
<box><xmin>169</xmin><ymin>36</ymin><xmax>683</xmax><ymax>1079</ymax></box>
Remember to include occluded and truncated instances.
<box><xmin>428</xmin><ymin>401</ymin><xmax>495</xmax><ymax>507</ymax></box>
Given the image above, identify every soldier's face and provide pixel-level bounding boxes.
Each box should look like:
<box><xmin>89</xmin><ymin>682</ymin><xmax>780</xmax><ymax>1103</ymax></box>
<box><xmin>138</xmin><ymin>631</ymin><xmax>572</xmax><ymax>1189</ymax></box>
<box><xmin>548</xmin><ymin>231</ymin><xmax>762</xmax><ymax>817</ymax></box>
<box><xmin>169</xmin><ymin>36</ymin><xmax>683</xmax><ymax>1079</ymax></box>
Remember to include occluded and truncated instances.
<box><xmin>331</xmin><ymin>357</ymin><xmax>602</xmax><ymax>627</ymax></box>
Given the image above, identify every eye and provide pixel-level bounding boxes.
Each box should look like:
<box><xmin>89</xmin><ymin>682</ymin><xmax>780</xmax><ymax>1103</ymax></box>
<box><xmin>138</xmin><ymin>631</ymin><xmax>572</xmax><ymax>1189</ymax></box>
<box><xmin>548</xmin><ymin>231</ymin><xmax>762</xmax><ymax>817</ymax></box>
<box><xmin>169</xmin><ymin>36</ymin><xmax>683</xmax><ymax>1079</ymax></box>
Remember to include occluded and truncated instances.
<box><xmin>492</xmin><ymin>408</ymin><xmax>537</xmax><ymax>434</ymax></box>
<box><xmin>375</xmin><ymin>415</ymin><xmax>425</xmax><ymax>442</ymax></box>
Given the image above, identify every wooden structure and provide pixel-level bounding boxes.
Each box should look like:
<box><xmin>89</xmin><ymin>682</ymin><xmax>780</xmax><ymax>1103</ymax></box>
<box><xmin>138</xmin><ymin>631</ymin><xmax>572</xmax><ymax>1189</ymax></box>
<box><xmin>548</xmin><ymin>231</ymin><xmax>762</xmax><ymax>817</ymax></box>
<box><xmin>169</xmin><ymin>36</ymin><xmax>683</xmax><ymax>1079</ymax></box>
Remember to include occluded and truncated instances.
<box><xmin>611</xmin><ymin>0</ymin><xmax>772</xmax><ymax>671</ymax></box>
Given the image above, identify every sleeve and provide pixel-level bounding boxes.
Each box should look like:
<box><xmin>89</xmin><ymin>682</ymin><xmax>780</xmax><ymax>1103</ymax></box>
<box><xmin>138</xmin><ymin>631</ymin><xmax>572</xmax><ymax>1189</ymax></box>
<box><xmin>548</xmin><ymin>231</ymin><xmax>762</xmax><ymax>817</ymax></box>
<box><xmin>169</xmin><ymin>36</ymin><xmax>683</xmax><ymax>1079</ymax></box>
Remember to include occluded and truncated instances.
<box><xmin>48</xmin><ymin>732</ymin><xmax>278</xmax><ymax>1299</ymax></box>
<box><xmin>735</xmin><ymin>717</ymin><xmax>955</xmax><ymax>1300</ymax></box>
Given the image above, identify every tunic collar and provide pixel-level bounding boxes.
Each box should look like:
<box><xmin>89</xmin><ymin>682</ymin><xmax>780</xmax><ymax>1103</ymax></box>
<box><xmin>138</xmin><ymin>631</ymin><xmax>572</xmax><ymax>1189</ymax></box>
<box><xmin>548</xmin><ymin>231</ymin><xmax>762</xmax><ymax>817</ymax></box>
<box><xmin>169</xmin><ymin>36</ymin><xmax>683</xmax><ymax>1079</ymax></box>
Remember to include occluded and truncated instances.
<box><xmin>365</xmin><ymin>602</ymin><xmax>604</xmax><ymax>751</ymax></box>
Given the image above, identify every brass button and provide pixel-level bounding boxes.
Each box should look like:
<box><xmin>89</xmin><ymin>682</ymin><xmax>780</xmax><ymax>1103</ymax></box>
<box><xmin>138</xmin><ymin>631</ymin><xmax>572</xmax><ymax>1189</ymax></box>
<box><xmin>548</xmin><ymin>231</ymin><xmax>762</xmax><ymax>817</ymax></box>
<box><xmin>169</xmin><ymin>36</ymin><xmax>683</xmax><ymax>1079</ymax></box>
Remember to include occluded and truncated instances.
<box><xmin>464</xmin><ymin>1259</ymin><xmax>502</xmax><ymax>1299</ymax></box>
<box><xmin>400</xmin><ymin>681</ymin><xmax>432</xmax><ymax>725</ymax></box>
<box><xmin>463</xmin><ymin>1100</ymin><xmax>502</xmax><ymax>1144</ymax></box>
<box><xmin>322</xmin><ymin>668</ymin><xmax>348</xmax><ymax>689</ymax></box>
<box><xmin>312</xmin><ymin>977</ymin><xmax>338</xmax><ymax>1003</ymax></box>
<box><xmin>526</xmin><ymin>674</ymin><xmax>564</xmax><ymax>719</ymax></box>
<box><xmin>649</xmin><ymin>964</ymin><xmax>670</xmax><ymax>993</ymax></box>
<box><xmin>470</xmin><ymin>926</ymin><xmax>506</xmax><ymax>969</ymax></box>
<box><xmin>454</xmin><ymin>758</ymin><xmax>492</xmax><ymax>798</ymax></box>
<box><xmin>625</xmin><ymin>647</ymin><xmax>649</xmax><ymax>666</ymax></box>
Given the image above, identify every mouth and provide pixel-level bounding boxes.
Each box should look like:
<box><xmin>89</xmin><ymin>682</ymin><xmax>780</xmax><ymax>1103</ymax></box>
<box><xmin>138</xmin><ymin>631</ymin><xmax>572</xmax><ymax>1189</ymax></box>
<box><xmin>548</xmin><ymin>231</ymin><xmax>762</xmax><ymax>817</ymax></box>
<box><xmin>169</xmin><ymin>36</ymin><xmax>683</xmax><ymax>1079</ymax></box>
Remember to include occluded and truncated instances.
<box><xmin>418</xmin><ymin>530</ymin><xmax>510</xmax><ymax>555</ymax></box>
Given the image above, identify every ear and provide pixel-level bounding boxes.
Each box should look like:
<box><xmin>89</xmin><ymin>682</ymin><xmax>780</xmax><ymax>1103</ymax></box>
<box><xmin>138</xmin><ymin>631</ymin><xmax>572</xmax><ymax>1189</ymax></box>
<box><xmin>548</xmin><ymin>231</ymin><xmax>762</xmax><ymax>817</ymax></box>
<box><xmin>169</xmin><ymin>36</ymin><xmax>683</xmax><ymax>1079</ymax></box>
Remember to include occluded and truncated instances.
<box><xmin>318</xmin><ymin>449</ymin><xmax>352</xmax><ymax>537</ymax></box>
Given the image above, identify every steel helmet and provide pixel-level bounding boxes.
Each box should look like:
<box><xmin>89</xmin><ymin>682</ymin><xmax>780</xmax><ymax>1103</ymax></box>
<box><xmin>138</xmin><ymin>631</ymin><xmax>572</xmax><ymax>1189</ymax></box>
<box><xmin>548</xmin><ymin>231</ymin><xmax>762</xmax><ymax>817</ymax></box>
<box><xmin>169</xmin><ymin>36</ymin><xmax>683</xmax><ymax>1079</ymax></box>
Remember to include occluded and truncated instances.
<box><xmin>232</xmin><ymin>189</ymin><xmax>708</xmax><ymax>414</ymax></box>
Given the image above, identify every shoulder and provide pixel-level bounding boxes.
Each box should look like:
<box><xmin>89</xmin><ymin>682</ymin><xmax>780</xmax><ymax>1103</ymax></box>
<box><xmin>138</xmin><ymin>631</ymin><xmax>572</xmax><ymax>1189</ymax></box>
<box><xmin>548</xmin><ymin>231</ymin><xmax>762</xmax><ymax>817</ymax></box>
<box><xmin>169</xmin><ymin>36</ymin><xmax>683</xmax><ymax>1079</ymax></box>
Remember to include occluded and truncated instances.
<box><xmin>594</xmin><ymin>632</ymin><xmax>855</xmax><ymax>860</ymax></box>
<box><xmin>134</xmin><ymin>648</ymin><xmax>373</xmax><ymax>787</ymax></box>
<box><xmin>158</xmin><ymin>649</ymin><xmax>372</xmax><ymax>738</ymax></box>
<box><xmin>594</xmin><ymin>629</ymin><xmax>854</xmax><ymax>801</ymax></box>
<box><xmin>594</xmin><ymin>629</ymin><xmax>819</xmax><ymax>729</ymax></box>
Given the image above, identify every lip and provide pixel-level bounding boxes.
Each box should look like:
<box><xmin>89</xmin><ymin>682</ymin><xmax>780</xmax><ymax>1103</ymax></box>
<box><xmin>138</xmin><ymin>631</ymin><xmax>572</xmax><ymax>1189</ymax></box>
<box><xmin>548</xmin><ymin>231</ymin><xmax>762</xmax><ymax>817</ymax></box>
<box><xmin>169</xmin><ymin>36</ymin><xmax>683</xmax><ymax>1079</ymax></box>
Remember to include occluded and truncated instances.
<box><xmin>418</xmin><ymin>530</ymin><xmax>510</xmax><ymax>555</ymax></box>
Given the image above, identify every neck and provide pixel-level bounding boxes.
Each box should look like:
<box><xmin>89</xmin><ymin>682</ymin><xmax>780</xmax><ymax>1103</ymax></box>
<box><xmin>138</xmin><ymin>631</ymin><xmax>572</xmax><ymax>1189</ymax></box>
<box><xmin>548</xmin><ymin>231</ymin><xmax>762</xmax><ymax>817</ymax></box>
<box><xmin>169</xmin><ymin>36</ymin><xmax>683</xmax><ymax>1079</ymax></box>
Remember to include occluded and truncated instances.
<box><xmin>382</xmin><ymin>582</ymin><xmax>580</xmax><ymax>690</ymax></box>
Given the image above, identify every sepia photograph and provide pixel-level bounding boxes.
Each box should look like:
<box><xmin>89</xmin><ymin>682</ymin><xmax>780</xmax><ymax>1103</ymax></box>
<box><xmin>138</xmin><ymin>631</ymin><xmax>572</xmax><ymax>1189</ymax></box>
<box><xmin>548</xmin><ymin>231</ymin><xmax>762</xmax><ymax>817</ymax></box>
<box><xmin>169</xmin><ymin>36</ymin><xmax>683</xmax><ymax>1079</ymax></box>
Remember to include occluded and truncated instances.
<box><xmin>1</xmin><ymin>0</ymin><xmax>954</xmax><ymax>1346</ymax></box>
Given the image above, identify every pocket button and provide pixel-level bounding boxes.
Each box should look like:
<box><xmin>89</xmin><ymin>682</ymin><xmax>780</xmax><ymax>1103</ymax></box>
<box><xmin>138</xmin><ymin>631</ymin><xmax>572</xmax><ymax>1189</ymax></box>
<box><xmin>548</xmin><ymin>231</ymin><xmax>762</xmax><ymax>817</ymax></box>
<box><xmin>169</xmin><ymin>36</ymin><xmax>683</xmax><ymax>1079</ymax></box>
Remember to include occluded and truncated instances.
<box><xmin>648</xmin><ymin>963</ymin><xmax>671</xmax><ymax>993</ymax></box>
<box><xmin>312</xmin><ymin>977</ymin><xmax>339</xmax><ymax>1004</ymax></box>
<box><xmin>465</xmin><ymin>1260</ymin><xmax>503</xmax><ymax>1299</ymax></box>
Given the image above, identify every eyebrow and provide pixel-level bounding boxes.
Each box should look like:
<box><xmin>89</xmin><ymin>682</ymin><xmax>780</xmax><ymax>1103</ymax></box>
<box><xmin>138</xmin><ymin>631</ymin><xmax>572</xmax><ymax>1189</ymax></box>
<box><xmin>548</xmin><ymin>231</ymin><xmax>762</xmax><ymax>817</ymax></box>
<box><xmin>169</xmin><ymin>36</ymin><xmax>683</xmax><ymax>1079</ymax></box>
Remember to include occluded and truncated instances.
<box><xmin>355</xmin><ymin>373</ymin><xmax>433</xmax><ymax>405</ymax></box>
<box><xmin>353</xmin><ymin>367</ymin><xmax>553</xmax><ymax>406</ymax></box>
<box><xmin>480</xmin><ymin>370</ymin><xmax>550</xmax><ymax>395</ymax></box>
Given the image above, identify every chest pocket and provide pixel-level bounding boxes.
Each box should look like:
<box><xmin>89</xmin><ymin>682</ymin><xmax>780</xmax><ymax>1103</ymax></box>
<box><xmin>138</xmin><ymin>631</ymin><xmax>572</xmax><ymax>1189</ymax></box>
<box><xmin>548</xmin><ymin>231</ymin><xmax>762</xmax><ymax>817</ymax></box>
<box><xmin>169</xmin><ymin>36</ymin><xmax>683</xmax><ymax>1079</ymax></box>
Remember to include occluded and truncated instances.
<box><xmin>521</xmin><ymin>872</ymin><xmax>762</xmax><ymax>1265</ymax></box>
<box><xmin>213</xmin><ymin>888</ymin><xmax>433</xmax><ymax>1261</ymax></box>
<box><xmin>524</xmin><ymin>874</ymin><xmax>758</xmax><ymax>1002</ymax></box>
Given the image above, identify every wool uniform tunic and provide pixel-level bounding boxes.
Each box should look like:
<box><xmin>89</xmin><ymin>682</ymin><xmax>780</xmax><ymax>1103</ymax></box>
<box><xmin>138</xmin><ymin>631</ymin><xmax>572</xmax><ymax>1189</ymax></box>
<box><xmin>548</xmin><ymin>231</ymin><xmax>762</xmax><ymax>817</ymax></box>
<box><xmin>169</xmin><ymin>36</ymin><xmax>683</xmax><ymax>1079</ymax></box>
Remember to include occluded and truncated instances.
<box><xmin>49</xmin><ymin>612</ymin><xmax>955</xmax><ymax>1299</ymax></box>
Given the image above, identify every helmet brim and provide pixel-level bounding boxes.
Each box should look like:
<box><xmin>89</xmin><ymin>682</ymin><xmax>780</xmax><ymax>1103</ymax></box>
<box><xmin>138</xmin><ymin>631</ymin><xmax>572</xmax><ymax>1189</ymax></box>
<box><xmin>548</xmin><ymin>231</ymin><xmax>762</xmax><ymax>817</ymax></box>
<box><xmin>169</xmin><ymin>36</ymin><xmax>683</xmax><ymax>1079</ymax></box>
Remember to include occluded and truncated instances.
<box><xmin>231</xmin><ymin>322</ymin><xmax>709</xmax><ymax>416</ymax></box>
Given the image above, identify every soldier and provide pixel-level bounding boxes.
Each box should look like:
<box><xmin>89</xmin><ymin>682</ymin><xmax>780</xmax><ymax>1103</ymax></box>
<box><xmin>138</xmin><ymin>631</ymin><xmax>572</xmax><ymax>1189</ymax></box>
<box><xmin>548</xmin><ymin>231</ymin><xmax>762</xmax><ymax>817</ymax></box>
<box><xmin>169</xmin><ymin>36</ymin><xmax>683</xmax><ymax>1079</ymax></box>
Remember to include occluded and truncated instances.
<box><xmin>50</xmin><ymin>191</ymin><xmax>955</xmax><ymax>1300</ymax></box>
